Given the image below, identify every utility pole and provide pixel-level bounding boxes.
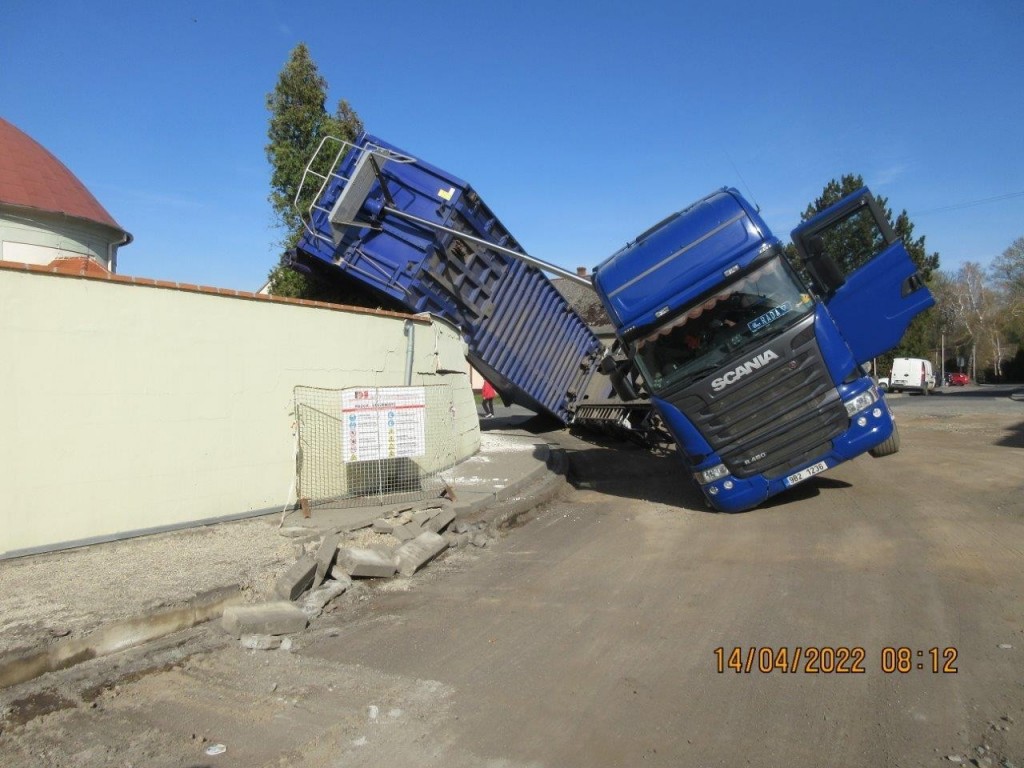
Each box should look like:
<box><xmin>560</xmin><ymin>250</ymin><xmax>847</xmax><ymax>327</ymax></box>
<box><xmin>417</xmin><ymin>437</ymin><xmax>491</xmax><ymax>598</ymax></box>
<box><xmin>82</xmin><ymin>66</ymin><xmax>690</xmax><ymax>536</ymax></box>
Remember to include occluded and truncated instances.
<box><xmin>940</xmin><ymin>331</ymin><xmax>945</xmax><ymax>385</ymax></box>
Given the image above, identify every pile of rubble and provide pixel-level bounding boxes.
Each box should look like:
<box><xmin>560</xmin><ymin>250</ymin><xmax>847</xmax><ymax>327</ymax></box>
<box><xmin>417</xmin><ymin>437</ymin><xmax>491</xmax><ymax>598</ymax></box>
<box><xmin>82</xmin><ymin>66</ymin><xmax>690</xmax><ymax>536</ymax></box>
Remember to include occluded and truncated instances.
<box><xmin>221</xmin><ymin>503</ymin><xmax>495</xmax><ymax>648</ymax></box>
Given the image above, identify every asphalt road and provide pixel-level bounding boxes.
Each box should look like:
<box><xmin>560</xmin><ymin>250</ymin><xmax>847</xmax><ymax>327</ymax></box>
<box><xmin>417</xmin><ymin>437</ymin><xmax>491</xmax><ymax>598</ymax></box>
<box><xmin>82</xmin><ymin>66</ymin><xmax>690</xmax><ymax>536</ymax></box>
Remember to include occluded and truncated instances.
<box><xmin>886</xmin><ymin>382</ymin><xmax>1024</xmax><ymax>415</ymax></box>
<box><xmin>2</xmin><ymin>392</ymin><xmax>1022</xmax><ymax>767</ymax></box>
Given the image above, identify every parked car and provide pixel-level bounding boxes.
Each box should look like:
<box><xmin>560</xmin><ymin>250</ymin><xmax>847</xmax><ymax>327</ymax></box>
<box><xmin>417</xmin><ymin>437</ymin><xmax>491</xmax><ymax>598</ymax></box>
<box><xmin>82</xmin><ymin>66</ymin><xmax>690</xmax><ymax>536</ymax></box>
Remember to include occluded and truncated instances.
<box><xmin>948</xmin><ymin>372</ymin><xmax>970</xmax><ymax>386</ymax></box>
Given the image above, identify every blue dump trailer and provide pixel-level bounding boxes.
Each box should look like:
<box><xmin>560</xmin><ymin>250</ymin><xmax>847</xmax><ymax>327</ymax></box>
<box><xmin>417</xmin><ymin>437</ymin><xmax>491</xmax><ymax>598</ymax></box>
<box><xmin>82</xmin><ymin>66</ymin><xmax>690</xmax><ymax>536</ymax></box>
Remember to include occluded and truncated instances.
<box><xmin>292</xmin><ymin>133</ymin><xmax>610</xmax><ymax>423</ymax></box>
<box><xmin>293</xmin><ymin>134</ymin><xmax>933</xmax><ymax>512</ymax></box>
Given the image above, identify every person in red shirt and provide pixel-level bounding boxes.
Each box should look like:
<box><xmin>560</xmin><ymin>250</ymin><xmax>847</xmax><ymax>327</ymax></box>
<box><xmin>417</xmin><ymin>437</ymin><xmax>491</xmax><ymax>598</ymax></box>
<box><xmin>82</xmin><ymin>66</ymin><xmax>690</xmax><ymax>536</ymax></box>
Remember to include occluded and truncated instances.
<box><xmin>481</xmin><ymin>380</ymin><xmax>496</xmax><ymax>418</ymax></box>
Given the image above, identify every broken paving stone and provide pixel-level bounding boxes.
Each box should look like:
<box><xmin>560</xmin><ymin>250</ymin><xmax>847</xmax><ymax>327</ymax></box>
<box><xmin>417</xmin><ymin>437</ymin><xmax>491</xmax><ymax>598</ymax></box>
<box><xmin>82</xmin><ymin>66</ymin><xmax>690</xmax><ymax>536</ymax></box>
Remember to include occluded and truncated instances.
<box><xmin>396</xmin><ymin>531</ymin><xmax>449</xmax><ymax>577</ymax></box>
<box><xmin>301</xmin><ymin>577</ymin><xmax>351</xmax><ymax>615</ymax></box>
<box><xmin>338</xmin><ymin>547</ymin><xmax>398</xmax><ymax>578</ymax></box>
<box><xmin>411</xmin><ymin>509</ymin><xmax>438</xmax><ymax>527</ymax></box>
<box><xmin>239</xmin><ymin>634</ymin><xmax>282</xmax><ymax>651</ymax></box>
<box><xmin>453</xmin><ymin>521</ymin><xmax>471</xmax><ymax>534</ymax></box>
<box><xmin>372</xmin><ymin>518</ymin><xmax>394</xmax><ymax>533</ymax></box>
<box><xmin>425</xmin><ymin>508</ymin><xmax>456</xmax><ymax>534</ymax></box>
<box><xmin>313</xmin><ymin>532</ymin><xmax>341</xmax><ymax>586</ymax></box>
<box><xmin>278</xmin><ymin>526</ymin><xmax>314</xmax><ymax>538</ymax></box>
<box><xmin>472</xmin><ymin>534</ymin><xmax>489</xmax><ymax>548</ymax></box>
<box><xmin>344</xmin><ymin>519</ymin><xmax>376</xmax><ymax>533</ymax></box>
<box><xmin>391</xmin><ymin>523</ymin><xmax>420</xmax><ymax>542</ymax></box>
<box><xmin>222</xmin><ymin>602</ymin><xmax>308</xmax><ymax>637</ymax></box>
<box><xmin>275</xmin><ymin>556</ymin><xmax>317</xmax><ymax>601</ymax></box>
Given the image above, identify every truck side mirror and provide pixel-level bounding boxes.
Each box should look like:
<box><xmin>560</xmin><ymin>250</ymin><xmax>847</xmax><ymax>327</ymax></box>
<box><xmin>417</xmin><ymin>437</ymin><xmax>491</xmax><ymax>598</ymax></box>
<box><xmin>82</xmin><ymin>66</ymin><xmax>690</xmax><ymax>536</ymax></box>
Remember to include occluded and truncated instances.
<box><xmin>805</xmin><ymin>235</ymin><xmax>846</xmax><ymax>295</ymax></box>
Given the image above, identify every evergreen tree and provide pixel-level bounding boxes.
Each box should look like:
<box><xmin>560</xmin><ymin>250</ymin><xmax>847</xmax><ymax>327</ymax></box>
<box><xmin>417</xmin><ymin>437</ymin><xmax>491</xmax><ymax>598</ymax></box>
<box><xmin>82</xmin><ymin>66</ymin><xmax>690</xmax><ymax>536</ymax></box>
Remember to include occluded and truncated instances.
<box><xmin>797</xmin><ymin>174</ymin><xmax>939</xmax><ymax>281</ymax></box>
<box><xmin>264</xmin><ymin>43</ymin><xmax>363</xmax><ymax>297</ymax></box>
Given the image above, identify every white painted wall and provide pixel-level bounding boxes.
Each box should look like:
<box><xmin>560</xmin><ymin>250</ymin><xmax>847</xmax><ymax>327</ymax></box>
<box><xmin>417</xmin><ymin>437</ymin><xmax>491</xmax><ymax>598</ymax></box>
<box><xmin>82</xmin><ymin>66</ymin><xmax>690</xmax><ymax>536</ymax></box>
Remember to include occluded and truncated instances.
<box><xmin>1</xmin><ymin>207</ymin><xmax>121</xmax><ymax>271</ymax></box>
<box><xmin>0</xmin><ymin>267</ymin><xmax>478</xmax><ymax>558</ymax></box>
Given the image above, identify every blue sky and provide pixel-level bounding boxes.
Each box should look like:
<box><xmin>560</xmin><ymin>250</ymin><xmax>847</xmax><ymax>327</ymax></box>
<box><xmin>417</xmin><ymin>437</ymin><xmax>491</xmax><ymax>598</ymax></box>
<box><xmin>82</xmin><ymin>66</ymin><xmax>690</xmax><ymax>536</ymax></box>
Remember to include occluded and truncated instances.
<box><xmin>3</xmin><ymin>1</ymin><xmax>1022</xmax><ymax>290</ymax></box>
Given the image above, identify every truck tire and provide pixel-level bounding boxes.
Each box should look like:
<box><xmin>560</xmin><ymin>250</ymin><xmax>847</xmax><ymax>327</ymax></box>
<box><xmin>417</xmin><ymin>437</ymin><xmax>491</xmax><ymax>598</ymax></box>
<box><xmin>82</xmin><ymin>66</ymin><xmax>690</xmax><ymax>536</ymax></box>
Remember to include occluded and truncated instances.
<box><xmin>869</xmin><ymin>424</ymin><xmax>901</xmax><ymax>457</ymax></box>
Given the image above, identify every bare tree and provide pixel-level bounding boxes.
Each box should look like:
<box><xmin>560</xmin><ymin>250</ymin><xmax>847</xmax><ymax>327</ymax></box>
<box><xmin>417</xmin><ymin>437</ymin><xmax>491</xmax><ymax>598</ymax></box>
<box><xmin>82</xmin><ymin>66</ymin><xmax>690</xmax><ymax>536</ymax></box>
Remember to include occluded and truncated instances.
<box><xmin>991</xmin><ymin>236</ymin><xmax>1024</xmax><ymax>341</ymax></box>
<box><xmin>946</xmin><ymin>262</ymin><xmax>1006</xmax><ymax>379</ymax></box>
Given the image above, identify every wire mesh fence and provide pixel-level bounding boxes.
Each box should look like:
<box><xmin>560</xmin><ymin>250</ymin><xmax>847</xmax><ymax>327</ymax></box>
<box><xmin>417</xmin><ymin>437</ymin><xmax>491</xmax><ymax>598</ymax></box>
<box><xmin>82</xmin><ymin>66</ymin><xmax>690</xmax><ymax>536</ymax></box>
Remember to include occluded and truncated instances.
<box><xmin>294</xmin><ymin>384</ymin><xmax>459</xmax><ymax>510</ymax></box>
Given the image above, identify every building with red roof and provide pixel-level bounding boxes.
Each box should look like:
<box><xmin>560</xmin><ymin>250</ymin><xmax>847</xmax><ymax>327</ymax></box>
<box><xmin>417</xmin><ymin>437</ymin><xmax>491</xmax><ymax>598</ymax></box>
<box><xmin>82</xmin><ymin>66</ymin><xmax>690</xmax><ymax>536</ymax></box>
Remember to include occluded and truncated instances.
<box><xmin>0</xmin><ymin>117</ymin><xmax>131</xmax><ymax>273</ymax></box>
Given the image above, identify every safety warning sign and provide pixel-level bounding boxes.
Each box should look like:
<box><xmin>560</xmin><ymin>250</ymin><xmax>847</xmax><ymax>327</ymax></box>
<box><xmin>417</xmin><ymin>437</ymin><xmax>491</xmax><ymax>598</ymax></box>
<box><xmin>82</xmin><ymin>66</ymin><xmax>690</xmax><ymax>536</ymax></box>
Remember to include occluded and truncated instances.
<box><xmin>341</xmin><ymin>387</ymin><xmax>426</xmax><ymax>462</ymax></box>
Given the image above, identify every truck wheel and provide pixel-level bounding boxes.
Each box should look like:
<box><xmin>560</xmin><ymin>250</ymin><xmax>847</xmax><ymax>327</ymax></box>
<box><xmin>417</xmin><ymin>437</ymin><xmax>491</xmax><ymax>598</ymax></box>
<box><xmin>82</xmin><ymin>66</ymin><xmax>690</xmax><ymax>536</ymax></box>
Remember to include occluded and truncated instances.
<box><xmin>869</xmin><ymin>425</ymin><xmax>901</xmax><ymax>457</ymax></box>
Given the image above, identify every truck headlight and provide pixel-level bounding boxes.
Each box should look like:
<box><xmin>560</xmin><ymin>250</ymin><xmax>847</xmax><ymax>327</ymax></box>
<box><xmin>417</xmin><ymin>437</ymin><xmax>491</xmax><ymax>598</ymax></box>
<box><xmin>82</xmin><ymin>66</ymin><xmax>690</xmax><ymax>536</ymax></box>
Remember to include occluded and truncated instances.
<box><xmin>844</xmin><ymin>389</ymin><xmax>878</xmax><ymax>417</ymax></box>
<box><xmin>694</xmin><ymin>463</ymin><xmax>728</xmax><ymax>484</ymax></box>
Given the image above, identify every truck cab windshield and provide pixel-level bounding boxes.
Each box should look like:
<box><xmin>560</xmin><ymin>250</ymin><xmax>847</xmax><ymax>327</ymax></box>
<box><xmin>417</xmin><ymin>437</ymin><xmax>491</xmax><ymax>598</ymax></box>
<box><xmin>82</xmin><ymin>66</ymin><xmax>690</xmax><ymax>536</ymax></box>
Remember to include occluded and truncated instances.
<box><xmin>634</xmin><ymin>256</ymin><xmax>814</xmax><ymax>392</ymax></box>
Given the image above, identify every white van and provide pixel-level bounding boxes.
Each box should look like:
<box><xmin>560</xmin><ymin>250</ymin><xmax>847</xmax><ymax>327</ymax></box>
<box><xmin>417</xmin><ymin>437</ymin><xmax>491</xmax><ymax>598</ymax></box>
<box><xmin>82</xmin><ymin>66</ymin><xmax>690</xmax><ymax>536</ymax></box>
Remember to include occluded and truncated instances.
<box><xmin>889</xmin><ymin>357</ymin><xmax>935</xmax><ymax>394</ymax></box>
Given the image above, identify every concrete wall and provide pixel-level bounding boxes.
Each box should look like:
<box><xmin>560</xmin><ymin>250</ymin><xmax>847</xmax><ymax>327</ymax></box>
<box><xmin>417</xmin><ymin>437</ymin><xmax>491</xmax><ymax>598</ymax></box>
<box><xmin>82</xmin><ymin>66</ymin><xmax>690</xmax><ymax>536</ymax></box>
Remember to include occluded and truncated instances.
<box><xmin>0</xmin><ymin>263</ymin><xmax>479</xmax><ymax>558</ymax></box>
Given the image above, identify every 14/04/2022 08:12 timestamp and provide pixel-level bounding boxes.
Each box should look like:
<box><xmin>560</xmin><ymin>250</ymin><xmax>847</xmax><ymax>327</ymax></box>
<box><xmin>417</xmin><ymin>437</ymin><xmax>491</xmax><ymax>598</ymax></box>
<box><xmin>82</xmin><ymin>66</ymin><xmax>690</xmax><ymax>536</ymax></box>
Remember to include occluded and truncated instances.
<box><xmin>714</xmin><ymin>646</ymin><xmax>959</xmax><ymax>674</ymax></box>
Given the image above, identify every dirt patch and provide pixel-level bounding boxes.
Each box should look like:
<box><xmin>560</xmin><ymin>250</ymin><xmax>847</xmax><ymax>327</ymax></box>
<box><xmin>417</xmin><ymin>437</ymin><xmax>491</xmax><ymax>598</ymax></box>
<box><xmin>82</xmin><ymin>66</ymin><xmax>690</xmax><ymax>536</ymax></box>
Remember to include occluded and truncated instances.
<box><xmin>2</xmin><ymin>690</ymin><xmax>76</xmax><ymax>728</ymax></box>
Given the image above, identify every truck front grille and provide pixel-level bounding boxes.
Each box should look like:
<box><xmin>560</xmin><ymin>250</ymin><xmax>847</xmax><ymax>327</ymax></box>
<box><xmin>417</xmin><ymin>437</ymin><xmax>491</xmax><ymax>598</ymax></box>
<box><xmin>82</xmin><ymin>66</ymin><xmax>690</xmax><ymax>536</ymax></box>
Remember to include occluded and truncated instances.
<box><xmin>672</xmin><ymin>323</ymin><xmax>848</xmax><ymax>479</ymax></box>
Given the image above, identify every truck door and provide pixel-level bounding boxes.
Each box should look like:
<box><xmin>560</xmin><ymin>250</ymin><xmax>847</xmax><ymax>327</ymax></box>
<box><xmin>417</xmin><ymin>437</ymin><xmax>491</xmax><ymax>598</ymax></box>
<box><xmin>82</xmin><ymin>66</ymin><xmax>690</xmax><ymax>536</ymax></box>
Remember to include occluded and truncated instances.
<box><xmin>791</xmin><ymin>188</ymin><xmax>934</xmax><ymax>365</ymax></box>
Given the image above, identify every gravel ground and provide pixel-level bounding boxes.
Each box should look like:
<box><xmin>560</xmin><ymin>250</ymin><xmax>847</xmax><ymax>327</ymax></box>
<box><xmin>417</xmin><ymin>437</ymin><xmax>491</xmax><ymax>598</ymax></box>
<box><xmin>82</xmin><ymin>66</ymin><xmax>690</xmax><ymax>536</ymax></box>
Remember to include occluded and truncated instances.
<box><xmin>0</xmin><ymin>518</ymin><xmax>297</xmax><ymax>657</ymax></box>
<box><xmin>0</xmin><ymin>505</ymin><xmax>481</xmax><ymax>660</ymax></box>
<box><xmin>0</xmin><ymin>428</ymin><xmax>544</xmax><ymax>661</ymax></box>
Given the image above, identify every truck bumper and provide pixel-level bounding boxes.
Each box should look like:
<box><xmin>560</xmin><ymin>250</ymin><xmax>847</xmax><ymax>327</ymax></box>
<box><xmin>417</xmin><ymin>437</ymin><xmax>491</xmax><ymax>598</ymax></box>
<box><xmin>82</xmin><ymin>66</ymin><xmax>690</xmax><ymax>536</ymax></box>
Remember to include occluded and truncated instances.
<box><xmin>700</xmin><ymin>401</ymin><xmax>895</xmax><ymax>513</ymax></box>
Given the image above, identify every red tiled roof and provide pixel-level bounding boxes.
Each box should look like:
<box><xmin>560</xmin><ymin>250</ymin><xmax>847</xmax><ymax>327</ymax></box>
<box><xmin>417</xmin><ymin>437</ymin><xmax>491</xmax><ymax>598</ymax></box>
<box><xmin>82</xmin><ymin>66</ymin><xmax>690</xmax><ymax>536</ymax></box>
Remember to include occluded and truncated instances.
<box><xmin>0</xmin><ymin>117</ymin><xmax>126</xmax><ymax>233</ymax></box>
<box><xmin>48</xmin><ymin>255</ymin><xmax>112</xmax><ymax>277</ymax></box>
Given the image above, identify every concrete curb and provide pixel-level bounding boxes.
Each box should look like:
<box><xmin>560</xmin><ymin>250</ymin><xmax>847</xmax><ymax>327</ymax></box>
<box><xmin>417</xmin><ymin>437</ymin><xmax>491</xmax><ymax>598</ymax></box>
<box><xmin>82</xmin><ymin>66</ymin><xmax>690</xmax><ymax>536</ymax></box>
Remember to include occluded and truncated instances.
<box><xmin>474</xmin><ymin>448</ymin><xmax>569</xmax><ymax>530</ymax></box>
<box><xmin>453</xmin><ymin>444</ymin><xmax>552</xmax><ymax>516</ymax></box>
<box><xmin>0</xmin><ymin>586</ymin><xmax>243</xmax><ymax>690</ymax></box>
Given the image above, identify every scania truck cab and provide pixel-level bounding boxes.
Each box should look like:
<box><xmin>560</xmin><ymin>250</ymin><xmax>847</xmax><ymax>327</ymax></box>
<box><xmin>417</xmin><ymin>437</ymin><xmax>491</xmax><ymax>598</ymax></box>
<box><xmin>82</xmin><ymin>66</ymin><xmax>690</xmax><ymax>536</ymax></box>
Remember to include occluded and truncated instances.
<box><xmin>592</xmin><ymin>187</ymin><xmax>934</xmax><ymax>512</ymax></box>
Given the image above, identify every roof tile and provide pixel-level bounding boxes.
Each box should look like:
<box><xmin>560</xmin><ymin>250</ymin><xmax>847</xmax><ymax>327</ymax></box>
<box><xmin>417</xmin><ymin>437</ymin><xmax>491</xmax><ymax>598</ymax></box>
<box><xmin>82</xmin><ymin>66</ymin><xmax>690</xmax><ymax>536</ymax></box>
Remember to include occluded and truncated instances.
<box><xmin>0</xmin><ymin>117</ymin><xmax>126</xmax><ymax>233</ymax></box>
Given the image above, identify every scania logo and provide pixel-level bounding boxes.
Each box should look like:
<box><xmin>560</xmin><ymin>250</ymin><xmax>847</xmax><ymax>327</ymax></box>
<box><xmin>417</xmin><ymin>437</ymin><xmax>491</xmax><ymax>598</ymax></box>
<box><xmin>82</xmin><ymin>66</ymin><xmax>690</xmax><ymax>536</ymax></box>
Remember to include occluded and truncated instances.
<box><xmin>710</xmin><ymin>350</ymin><xmax>780</xmax><ymax>392</ymax></box>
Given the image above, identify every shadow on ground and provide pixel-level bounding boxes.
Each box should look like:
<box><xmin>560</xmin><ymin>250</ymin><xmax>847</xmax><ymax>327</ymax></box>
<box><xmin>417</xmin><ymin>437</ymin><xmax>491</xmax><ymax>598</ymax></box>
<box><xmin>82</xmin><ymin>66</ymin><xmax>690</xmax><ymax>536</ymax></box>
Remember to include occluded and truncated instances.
<box><xmin>996</xmin><ymin>419</ymin><xmax>1024</xmax><ymax>449</ymax></box>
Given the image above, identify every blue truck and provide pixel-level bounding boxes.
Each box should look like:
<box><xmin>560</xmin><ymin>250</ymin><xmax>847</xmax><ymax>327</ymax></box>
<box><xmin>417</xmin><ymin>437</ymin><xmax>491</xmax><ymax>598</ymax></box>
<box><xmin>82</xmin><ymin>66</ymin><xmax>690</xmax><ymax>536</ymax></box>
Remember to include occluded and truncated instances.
<box><xmin>292</xmin><ymin>133</ymin><xmax>933</xmax><ymax>512</ymax></box>
<box><xmin>591</xmin><ymin>187</ymin><xmax>933</xmax><ymax>511</ymax></box>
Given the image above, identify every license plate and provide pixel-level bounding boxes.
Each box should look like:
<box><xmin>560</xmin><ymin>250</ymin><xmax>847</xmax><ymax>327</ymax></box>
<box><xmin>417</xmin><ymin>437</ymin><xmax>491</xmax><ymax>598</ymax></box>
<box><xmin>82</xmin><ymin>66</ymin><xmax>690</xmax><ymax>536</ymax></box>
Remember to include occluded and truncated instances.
<box><xmin>784</xmin><ymin>461</ymin><xmax>828</xmax><ymax>487</ymax></box>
